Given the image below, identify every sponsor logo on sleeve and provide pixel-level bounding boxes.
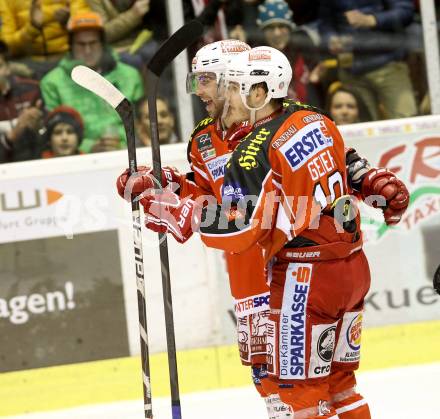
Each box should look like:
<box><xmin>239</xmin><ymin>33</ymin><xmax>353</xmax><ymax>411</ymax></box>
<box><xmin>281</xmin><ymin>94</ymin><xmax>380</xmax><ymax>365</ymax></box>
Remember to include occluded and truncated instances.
<box><xmin>280</xmin><ymin>121</ymin><xmax>333</xmax><ymax>171</ymax></box>
<box><xmin>271</xmin><ymin>124</ymin><xmax>298</xmax><ymax>150</ymax></box>
<box><xmin>302</xmin><ymin>113</ymin><xmax>324</xmax><ymax>124</ymax></box>
<box><xmin>196</xmin><ymin>133</ymin><xmax>213</xmax><ymax>152</ymax></box>
<box><xmin>308</xmin><ymin>323</ymin><xmax>337</xmax><ymax>378</ymax></box>
<box><xmin>206</xmin><ymin>153</ymin><xmax>231</xmax><ymax>182</ymax></box>
<box><xmin>279</xmin><ymin>263</ymin><xmax>312</xmax><ymax>380</ymax></box>
<box><xmin>334</xmin><ymin>311</ymin><xmax>363</xmax><ymax>363</ymax></box>
<box><xmin>201</xmin><ymin>148</ymin><xmax>216</xmax><ymax>161</ymax></box>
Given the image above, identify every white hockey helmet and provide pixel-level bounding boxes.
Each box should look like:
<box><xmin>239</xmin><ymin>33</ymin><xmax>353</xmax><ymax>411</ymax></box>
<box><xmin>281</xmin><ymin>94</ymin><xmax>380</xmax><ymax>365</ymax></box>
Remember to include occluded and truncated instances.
<box><xmin>221</xmin><ymin>46</ymin><xmax>292</xmax><ymax>109</ymax></box>
<box><xmin>186</xmin><ymin>39</ymin><xmax>251</xmax><ymax>94</ymax></box>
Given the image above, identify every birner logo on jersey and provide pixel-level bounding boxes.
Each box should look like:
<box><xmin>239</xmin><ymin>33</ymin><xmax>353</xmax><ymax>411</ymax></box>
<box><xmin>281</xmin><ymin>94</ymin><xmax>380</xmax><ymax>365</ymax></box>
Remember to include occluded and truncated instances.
<box><xmin>280</xmin><ymin>121</ymin><xmax>333</xmax><ymax>171</ymax></box>
<box><xmin>196</xmin><ymin>133</ymin><xmax>213</xmax><ymax>152</ymax></box>
<box><xmin>279</xmin><ymin>263</ymin><xmax>312</xmax><ymax>380</ymax></box>
<box><xmin>235</xmin><ymin>292</ymin><xmax>270</xmax><ymax>316</ymax></box>
<box><xmin>206</xmin><ymin>154</ymin><xmax>231</xmax><ymax>181</ymax></box>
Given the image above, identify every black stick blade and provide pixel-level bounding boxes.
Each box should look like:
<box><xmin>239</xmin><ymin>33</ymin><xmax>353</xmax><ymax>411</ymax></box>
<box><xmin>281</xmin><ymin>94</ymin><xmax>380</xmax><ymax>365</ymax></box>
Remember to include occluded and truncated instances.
<box><xmin>434</xmin><ymin>264</ymin><xmax>440</xmax><ymax>295</ymax></box>
<box><xmin>147</xmin><ymin>20</ymin><xmax>203</xmax><ymax>77</ymax></box>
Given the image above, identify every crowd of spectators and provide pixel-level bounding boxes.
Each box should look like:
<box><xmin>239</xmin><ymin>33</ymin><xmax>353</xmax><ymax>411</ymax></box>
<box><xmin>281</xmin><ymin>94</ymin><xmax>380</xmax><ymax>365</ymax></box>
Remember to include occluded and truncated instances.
<box><xmin>0</xmin><ymin>0</ymin><xmax>435</xmax><ymax>163</ymax></box>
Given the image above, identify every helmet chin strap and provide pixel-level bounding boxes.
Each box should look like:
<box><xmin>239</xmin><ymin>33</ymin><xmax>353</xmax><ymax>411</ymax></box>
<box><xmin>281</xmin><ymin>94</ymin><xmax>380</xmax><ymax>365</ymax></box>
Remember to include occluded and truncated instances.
<box><xmin>240</xmin><ymin>92</ymin><xmax>271</xmax><ymax>125</ymax></box>
<box><xmin>221</xmin><ymin>88</ymin><xmax>271</xmax><ymax>128</ymax></box>
<box><xmin>220</xmin><ymin>97</ymin><xmax>230</xmax><ymax>130</ymax></box>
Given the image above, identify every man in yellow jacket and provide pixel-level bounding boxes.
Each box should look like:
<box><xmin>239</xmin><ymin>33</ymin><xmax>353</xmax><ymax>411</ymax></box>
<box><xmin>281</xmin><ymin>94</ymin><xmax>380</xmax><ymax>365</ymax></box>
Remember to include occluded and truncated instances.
<box><xmin>0</xmin><ymin>0</ymin><xmax>90</xmax><ymax>69</ymax></box>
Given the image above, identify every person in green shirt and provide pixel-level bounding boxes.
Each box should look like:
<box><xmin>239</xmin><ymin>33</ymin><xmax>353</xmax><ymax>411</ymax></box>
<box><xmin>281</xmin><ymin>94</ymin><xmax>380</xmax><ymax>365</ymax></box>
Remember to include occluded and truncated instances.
<box><xmin>41</xmin><ymin>11</ymin><xmax>144</xmax><ymax>153</ymax></box>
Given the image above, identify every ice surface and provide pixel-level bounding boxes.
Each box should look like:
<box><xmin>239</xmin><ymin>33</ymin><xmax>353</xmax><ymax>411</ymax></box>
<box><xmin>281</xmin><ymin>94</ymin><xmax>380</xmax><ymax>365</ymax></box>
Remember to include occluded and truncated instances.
<box><xmin>5</xmin><ymin>363</ymin><xmax>439</xmax><ymax>419</ymax></box>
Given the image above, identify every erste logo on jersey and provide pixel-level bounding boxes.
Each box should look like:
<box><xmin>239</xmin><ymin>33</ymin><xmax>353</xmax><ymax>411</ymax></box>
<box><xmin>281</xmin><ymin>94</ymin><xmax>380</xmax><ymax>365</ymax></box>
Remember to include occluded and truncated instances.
<box><xmin>206</xmin><ymin>154</ymin><xmax>231</xmax><ymax>182</ymax></box>
<box><xmin>280</xmin><ymin>121</ymin><xmax>333</xmax><ymax>171</ymax></box>
<box><xmin>279</xmin><ymin>263</ymin><xmax>312</xmax><ymax>380</ymax></box>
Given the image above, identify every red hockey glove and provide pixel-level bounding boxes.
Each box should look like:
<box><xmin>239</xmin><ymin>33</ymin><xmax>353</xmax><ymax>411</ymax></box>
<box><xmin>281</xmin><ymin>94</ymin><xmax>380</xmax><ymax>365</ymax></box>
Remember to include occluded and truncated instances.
<box><xmin>116</xmin><ymin>166</ymin><xmax>183</xmax><ymax>201</ymax></box>
<box><xmin>361</xmin><ymin>168</ymin><xmax>410</xmax><ymax>225</ymax></box>
<box><xmin>139</xmin><ymin>188</ymin><xmax>202</xmax><ymax>244</ymax></box>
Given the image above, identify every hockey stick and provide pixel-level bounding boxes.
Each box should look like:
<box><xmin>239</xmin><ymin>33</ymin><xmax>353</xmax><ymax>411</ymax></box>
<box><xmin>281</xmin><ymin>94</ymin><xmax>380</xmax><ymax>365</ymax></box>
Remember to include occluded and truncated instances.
<box><xmin>434</xmin><ymin>264</ymin><xmax>440</xmax><ymax>295</ymax></box>
<box><xmin>72</xmin><ymin>19</ymin><xmax>203</xmax><ymax>419</ymax></box>
<box><xmin>145</xmin><ymin>20</ymin><xmax>203</xmax><ymax>419</ymax></box>
<box><xmin>71</xmin><ymin>65</ymin><xmax>153</xmax><ymax>418</ymax></box>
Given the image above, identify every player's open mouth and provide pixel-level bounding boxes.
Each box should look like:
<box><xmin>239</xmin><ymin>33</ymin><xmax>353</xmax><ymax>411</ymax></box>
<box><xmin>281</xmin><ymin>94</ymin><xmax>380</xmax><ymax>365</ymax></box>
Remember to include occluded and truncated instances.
<box><xmin>202</xmin><ymin>99</ymin><xmax>213</xmax><ymax>108</ymax></box>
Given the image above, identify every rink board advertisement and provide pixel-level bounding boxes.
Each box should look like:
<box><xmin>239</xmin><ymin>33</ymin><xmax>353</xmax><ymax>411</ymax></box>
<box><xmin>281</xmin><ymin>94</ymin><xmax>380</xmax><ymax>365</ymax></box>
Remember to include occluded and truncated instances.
<box><xmin>0</xmin><ymin>170</ymin><xmax>121</xmax><ymax>244</ymax></box>
<box><xmin>341</xmin><ymin>117</ymin><xmax>440</xmax><ymax>327</ymax></box>
<box><xmin>0</xmin><ymin>230</ymin><xmax>129</xmax><ymax>372</ymax></box>
<box><xmin>0</xmin><ymin>117</ymin><xmax>439</xmax><ymax>371</ymax></box>
<box><xmin>0</xmin><ymin>149</ymin><xmax>227</xmax><ymax>370</ymax></box>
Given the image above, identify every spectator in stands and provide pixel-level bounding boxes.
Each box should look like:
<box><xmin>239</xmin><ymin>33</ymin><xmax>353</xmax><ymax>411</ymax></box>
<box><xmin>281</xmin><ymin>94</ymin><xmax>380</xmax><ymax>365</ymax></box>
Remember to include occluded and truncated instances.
<box><xmin>319</xmin><ymin>0</ymin><xmax>417</xmax><ymax>121</ymax></box>
<box><xmin>0</xmin><ymin>0</ymin><xmax>91</xmax><ymax>79</ymax></box>
<box><xmin>325</xmin><ymin>83</ymin><xmax>371</xmax><ymax>125</ymax></box>
<box><xmin>0</xmin><ymin>41</ymin><xmax>44</xmax><ymax>164</ymax></box>
<box><xmin>41</xmin><ymin>106</ymin><xmax>84</xmax><ymax>158</ymax></box>
<box><xmin>184</xmin><ymin>0</ymin><xmax>246</xmax><ymax>44</ymax></box>
<box><xmin>41</xmin><ymin>11</ymin><xmax>143</xmax><ymax>153</ymax></box>
<box><xmin>87</xmin><ymin>0</ymin><xmax>160</xmax><ymax>70</ymax></box>
<box><xmin>285</xmin><ymin>0</ymin><xmax>320</xmax><ymax>27</ymax></box>
<box><xmin>256</xmin><ymin>0</ymin><xmax>321</xmax><ymax>106</ymax></box>
<box><xmin>135</xmin><ymin>96</ymin><xmax>178</xmax><ymax>146</ymax></box>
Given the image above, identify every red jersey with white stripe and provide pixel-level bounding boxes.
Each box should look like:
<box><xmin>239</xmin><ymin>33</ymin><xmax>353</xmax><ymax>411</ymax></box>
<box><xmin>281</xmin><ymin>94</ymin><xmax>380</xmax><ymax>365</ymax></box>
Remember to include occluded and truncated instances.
<box><xmin>179</xmin><ymin>116</ymin><xmax>270</xmax><ymax>365</ymax></box>
<box><xmin>179</xmin><ymin>117</ymin><xmax>268</xmax><ymax>299</ymax></box>
<box><xmin>199</xmin><ymin>103</ymin><xmax>362</xmax><ymax>261</ymax></box>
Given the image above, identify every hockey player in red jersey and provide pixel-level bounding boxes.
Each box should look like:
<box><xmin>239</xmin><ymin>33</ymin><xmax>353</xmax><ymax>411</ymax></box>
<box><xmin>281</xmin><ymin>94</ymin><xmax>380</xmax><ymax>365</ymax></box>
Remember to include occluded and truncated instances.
<box><xmin>129</xmin><ymin>47</ymin><xmax>410</xmax><ymax>418</ymax></box>
<box><xmin>118</xmin><ymin>39</ymin><xmax>289</xmax><ymax>418</ymax></box>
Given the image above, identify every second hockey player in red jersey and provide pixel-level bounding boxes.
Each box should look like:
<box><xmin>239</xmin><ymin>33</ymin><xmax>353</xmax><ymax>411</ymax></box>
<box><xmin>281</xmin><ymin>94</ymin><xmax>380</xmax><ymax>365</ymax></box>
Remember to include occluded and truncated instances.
<box><xmin>117</xmin><ymin>43</ymin><xmax>409</xmax><ymax>418</ymax></box>
<box><xmin>127</xmin><ymin>46</ymin><xmax>410</xmax><ymax>419</ymax></box>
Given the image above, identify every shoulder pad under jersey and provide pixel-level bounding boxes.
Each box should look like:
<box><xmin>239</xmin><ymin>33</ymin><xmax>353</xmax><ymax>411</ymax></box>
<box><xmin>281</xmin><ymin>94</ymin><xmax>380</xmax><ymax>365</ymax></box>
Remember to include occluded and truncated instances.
<box><xmin>228</xmin><ymin>113</ymin><xmax>291</xmax><ymax>172</ymax></box>
<box><xmin>190</xmin><ymin>117</ymin><xmax>215</xmax><ymax>138</ymax></box>
<box><xmin>282</xmin><ymin>99</ymin><xmax>332</xmax><ymax>121</ymax></box>
<box><xmin>187</xmin><ymin>117</ymin><xmax>215</xmax><ymax>163</ymax></box>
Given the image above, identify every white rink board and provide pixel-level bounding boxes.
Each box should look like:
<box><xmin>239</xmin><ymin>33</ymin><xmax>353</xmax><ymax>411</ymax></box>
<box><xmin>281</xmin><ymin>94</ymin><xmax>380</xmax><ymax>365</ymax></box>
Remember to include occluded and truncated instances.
<box><xmin>340</xmin><ymin>116</ymin><xmax>440</xmax><ymax>327</ymax></box>
<box><xmin>1</xmin><ymin>115</ymin><xmax>439</xmax><ymax>358</ymax></box>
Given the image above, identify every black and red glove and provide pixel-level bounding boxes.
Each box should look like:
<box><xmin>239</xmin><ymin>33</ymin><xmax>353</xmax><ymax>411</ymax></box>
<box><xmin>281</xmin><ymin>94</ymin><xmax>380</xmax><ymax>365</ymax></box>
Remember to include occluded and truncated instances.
<box><xmin>140</xmin><ymin>188</ymin><xmax>202</xmax><ymax>244</ymax></box>
<box><xmin>361</xmin><ymin>168</ymin><xmax>410</xmax><ymax>225</ymax></box>
<box><xmin>116</xmin><ymin>166</ymin><xmax>183</xmax><ymax>201</ymax></box>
